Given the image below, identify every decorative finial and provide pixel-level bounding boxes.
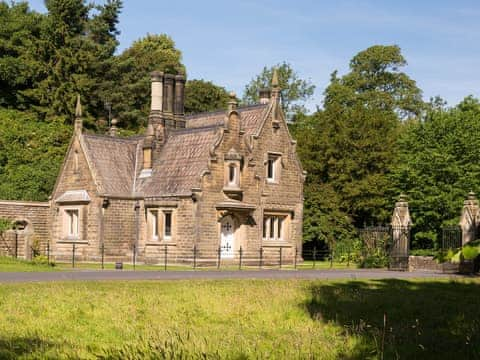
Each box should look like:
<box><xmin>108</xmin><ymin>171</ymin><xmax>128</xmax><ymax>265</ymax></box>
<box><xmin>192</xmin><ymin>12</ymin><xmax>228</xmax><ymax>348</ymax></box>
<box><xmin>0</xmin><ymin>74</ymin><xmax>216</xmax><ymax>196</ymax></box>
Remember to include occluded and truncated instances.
<box><xmin>272</xmin><ymin>68</ymin><xmax>279</xmax><ymax>89</ymax></box>
<box><xmin>75</xmin><ymin>94</ymin><xmax>82</xmax><ymax>118</ymax></box>
<box><xmin>399</xmin><ymin>193</ymin><xmax>407</xmax><ymax>202</ymax></box>
<box><xmin>468</xmin><ymin>191</ymin><xmax>477</xmax><ymax>200</ymax></box>
<box><xmin>228</xmin><ymin>92</ymin><xmax>237</xmax><ymax>112</ymax></box>
<box><xmin>109</xmin><ymin>118</ymin><xmax>118</xmax><ymax>137</ymax></box>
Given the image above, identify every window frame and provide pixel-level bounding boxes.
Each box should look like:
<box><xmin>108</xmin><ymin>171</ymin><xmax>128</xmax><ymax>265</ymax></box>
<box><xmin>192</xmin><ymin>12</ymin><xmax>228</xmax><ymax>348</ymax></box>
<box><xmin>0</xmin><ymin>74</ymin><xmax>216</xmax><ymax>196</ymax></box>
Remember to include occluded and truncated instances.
<box><xmin>163</xmin><ymin>210</ymin><xmax>172</xmax><ymax>240</ymax></box>
<box><xmin>263</xmin><ymin>213</ymin><xmax>288</xmax><ymax>242</ymax></box>
<box><xmin>63</xmin><ymin>207</ymin><xmax>81</xmax><ymax>240</ymax></box>
<box><xmin>266</xmin><ymin>153</ymin><xmax>281</xmax><ymax>183</ymax></box>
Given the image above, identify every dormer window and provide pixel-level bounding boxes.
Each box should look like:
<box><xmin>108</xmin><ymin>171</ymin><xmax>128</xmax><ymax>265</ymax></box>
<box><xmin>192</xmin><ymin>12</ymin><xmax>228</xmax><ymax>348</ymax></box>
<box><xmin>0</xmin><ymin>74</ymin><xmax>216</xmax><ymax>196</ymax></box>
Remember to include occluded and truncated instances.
<box><xmin>266</xmin><ymin>154</ymin><xmax>281</xmax><ymax>183</ymax></box>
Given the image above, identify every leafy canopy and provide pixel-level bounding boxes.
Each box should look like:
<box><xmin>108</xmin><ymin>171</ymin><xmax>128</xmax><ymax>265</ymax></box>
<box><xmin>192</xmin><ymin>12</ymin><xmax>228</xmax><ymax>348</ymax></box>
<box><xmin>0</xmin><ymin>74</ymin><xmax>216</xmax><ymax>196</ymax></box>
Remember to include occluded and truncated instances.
<box><xmin>243</xmin><ymin>62</ymin><xmax>315</xmax><ymax>118</ymax></box>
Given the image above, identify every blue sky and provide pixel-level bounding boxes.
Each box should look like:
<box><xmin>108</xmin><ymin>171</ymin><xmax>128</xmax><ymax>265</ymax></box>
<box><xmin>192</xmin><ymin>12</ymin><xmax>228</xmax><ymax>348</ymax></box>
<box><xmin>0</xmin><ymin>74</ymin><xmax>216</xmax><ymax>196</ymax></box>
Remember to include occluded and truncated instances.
<box><xmin>28</xmin><ymin>0</ymin><xmax>480</xmax><ymax>111</ymax></box>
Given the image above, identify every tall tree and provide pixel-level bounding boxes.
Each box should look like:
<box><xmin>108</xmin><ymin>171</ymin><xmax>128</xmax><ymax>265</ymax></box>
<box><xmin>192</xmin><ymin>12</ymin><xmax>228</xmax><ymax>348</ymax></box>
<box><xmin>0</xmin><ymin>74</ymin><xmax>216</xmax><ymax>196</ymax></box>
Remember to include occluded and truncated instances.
<box><xmin>243</xmin><ymin>62</ymin><xmax>315</xmax><ymax>118</ymax></box>
<box><xmin>389</xmin><ymin>96</ymin><xmax>480</xmax><ymax>249</ymax></box>
<box><xmin>184</xmin><ymin>79</ymin><xmax>230</xmax><ymax>114</ymax></box>
<box><xmin>21</xmin><ymin>0</ymin><xmax>122</xmax><ymax>124</ymax></box>
<box><xmin>103</xmin><ymin>34</ymin><xmax>184</xmax><ymax>130</ymax></box>
<box><xmin>0</xmin><ymin>108</ymin><xmax>71</xmax><ymax>201</ymax></box>
<box><xmin>294</xmin><ymin>45</ymin><xmax>423</xmax><ymax>243</ymax></box>
<box><xmin>0</xmin><ymin>2</ymin><xmax>44</xmax><ymax>109</ymax></box>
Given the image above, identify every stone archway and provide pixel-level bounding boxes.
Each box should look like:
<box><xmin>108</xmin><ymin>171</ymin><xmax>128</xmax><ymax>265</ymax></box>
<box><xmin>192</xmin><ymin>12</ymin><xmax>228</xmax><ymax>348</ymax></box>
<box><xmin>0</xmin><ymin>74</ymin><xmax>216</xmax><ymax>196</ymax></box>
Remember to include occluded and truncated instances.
<box><xmin>13</xmin><ymin>219</ymin><xmax>34</xmax><ymax>260</ymax></box>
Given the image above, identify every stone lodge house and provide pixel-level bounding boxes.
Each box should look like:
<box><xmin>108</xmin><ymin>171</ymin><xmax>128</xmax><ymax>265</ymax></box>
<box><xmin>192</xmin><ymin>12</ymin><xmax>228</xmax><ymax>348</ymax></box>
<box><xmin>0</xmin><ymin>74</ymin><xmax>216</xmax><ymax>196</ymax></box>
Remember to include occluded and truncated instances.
<box><xmin>0</xmin><ymin>70</ymin><xmax>305</xmax><ymax>264</ymax></box>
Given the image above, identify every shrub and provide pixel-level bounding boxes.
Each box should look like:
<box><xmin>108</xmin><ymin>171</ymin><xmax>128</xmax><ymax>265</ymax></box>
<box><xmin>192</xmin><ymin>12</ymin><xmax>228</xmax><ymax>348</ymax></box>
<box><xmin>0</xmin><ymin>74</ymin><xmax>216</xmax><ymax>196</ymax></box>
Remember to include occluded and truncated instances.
<box><xmin>31</xmin><ymin>255</ymin><xmax>54</xmax><ymax>267</ymax></box>
<box><xmin>462</xmin><ymin>246</ymin><xmax>479</xmax><ymax>261</ymax></box>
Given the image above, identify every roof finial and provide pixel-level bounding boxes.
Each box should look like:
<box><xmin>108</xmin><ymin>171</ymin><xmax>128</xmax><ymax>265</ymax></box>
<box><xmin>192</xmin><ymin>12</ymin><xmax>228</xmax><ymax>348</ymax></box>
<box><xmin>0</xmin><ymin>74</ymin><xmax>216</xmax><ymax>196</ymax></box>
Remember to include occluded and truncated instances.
<box><xmin>74</xmin><ymin>94</ymin><xmax>83</xmax><ymax>135</ymax></box>
<box><xmin>272</xmin><ymin>68</ymin><xmax>279</xmax><ymax>89</ymax></box>
<box><xmin>109</xmin><ymin>118</ymin><xmax>118</xmax><ymax>137</ymax></box>
<box><xmin>75</xmin><ymin>94</ymin><xmax>82</xmax><ymax>118</ymax></box>
<box><xmin>228</xmin><ymin>92</ymin><xmax>237</xmax><ymax>112</ymax></box>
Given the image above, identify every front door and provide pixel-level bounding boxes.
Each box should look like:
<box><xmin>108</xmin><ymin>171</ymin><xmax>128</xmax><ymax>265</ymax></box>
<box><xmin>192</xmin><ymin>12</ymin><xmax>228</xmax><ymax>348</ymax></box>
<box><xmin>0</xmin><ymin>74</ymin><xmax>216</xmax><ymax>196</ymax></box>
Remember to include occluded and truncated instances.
<box><xmin>220</xmin><ymin>217</ymin><xmax>235</xmax><ymax>258</ymax></box>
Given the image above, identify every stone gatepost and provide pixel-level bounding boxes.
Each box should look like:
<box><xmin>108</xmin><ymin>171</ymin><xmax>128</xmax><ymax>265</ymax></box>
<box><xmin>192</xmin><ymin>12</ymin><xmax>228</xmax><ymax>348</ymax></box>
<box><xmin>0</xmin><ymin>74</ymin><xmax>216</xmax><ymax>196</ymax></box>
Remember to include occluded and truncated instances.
<box><xmin>390</xmin><ymin>194</ymin><xmax>412</xmax><ymax>270</ymax></box>
<box><xmin>459</xmin><ymin>191</ymin><xmax>479</xmax><ymax>245</ymax></box>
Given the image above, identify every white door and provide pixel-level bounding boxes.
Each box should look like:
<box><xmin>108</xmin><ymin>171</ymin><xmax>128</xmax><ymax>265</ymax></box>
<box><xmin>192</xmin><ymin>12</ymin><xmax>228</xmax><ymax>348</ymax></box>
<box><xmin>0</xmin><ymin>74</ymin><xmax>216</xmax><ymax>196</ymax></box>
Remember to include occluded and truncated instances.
<box><xmin>221</xmin><ymin>217</ymin><xmax>235</xmax><ymax>259</ymax></box>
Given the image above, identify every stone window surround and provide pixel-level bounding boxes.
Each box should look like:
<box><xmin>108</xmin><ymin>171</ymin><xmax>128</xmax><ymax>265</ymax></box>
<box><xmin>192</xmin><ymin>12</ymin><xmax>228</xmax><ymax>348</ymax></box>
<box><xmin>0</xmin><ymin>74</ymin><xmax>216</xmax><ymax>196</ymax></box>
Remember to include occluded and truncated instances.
<box><xmin>223</xmin><ymin>160</ymin><xmax>241</xmax><ymax>190</ymax></box>
<box><xmin>146</xmin><ymin>207</ymin><xmax>176</xmax><ymax>244</ymax></box>
<box><xmin>262</xmin><ymin>211</ymin><xmax>290</xmax><ymax>243</ymax></box>
<box><xmin>61</xmin><ymin>205</ymin><xmax>83</xmax><ymax>241</ymax></box>
<box><xmin>266</xmin><ymin>152</ymin><xmax>282</xmax><ymax>184</ymax></box>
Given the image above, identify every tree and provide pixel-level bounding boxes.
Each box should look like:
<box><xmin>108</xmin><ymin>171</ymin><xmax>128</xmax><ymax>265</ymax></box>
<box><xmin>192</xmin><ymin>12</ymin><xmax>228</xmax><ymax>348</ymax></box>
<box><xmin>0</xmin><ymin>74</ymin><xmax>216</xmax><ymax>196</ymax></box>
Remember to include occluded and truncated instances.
<box><xmin>19</xmin><ymin>0</ymin><xmax>122</xmax><ymax>125</ymax></box>
<box><xmin>389</xmin><ymin>96</ymin><xmax>480</xmax><ymax>249</ymax></box>
<box><xmin>184</xmin><ymin>79</ymin><xmax>230</xmax><ymax>114</ymax></box>
<box><xmin>243</xmin><ymin>62</ymin><xmax>315</xmax><ymax>118</ymax></box>
<box><xmin>104</xmin><ymin>34</ymin><xmax>184</xmax><ymax>130</ymax></box>
<box><xmin>0</xmin><ymin>108</ymin><xmax>71</xmax><ymax>201</ymax></box>
<box><xmin>320</xmin><ymin>45</ymin><xmax>423</xmax><ymax>226</ymax></box>
<box><xmin>0</xmin><ymin>2</ymin><xmax>44</xmax><ymax>109</ymax></box>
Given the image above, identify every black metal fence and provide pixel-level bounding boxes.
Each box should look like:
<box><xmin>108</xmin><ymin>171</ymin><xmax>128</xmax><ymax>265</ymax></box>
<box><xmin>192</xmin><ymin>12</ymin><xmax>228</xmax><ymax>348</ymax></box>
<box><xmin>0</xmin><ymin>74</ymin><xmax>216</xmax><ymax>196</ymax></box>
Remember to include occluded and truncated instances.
<box><xmin>442</xmin><ymin>226</ymin><xmax>463</xmax><ymax>250</ymax></box>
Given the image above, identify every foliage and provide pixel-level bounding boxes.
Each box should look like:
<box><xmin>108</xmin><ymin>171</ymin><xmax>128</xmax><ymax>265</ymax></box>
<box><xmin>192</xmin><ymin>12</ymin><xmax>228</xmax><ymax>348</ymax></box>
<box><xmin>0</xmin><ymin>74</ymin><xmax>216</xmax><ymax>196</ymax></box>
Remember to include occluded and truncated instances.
<box><xmin>0</xmin><ymin>108</ymin><xmax>71</xmax><ymax>201</ymax></box>
<box><xmin>243</xmin><ymin>62</ymin><xmax>315</xmax><ymax>118</ymax></box>
<box><xmin>389</xmin><ymin>96</ymin><xmax>480</xmax><ymax>248</ymax></box>
<box><xmin>0</xmin><ymin>218</ymin><xmax>12</xmax><ymax>233</ymax></box>
<box><xmin>462</xmin><ymin>245</ymin><xmax>479</xmax><ymax>261</ymax></box>
<box><xmin>103</xmin><ymin>34</ymin><xmax>184</xmax><ymax>130</ymax></box>
<box><xmin>292</xmin><ymin>45</ymin><xmax>423</xmax><ymax>248</ymax></box>
<box><xmin>184</xmin><ymin>79</ymin><xmax>230</xmax><ymax>114</ymax></box>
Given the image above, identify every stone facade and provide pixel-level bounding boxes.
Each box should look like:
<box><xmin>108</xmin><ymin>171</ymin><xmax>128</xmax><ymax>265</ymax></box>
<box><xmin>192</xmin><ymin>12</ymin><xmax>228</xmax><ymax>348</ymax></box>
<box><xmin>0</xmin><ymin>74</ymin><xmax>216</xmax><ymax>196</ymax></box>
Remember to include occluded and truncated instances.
<box><xmin>0</xmin><ymin>70</ymin><xmax>305</xmax><ymax>265</ymax></box>
<box><xmin>0</xmin><ymin>200</ymin><xmax>49</xmax><ymax>259</ymax></box>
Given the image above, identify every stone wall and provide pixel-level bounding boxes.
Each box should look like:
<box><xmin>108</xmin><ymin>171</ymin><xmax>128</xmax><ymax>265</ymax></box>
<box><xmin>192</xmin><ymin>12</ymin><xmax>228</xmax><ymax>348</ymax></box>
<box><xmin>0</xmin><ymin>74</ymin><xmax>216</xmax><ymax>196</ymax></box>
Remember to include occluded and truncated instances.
<box><xmin>198</xmin><ymin>106</ymin><xmax>303</xmax><ymax>263</ymax></box>
<box><xmin>0</xmin><ymin>200</ymin><xmax>50</xmax><ymax>259</ymax></box>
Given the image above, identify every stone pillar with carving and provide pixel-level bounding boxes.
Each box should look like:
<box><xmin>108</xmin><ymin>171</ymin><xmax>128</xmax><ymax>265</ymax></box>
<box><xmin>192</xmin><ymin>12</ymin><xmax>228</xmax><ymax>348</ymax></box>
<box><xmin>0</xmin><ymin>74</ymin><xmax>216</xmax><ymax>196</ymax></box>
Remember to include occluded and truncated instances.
<box><xmin>459</xmin><ymin>191</ymin><xmax>479</xmax><ymax>245</ymax></box>
<box><xmin>390</xmin><ymin>194</ymin><xmax>412</xmax><ymax>269</ymax></box>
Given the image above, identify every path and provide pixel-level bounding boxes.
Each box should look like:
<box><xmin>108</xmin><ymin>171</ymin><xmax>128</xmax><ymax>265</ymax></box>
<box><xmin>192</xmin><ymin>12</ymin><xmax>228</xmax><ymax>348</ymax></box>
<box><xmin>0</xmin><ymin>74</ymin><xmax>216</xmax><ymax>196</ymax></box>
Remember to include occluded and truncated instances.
<box><xmin>0</xmin><ymin>269</ymin><xmax>468</xmax><ymax>283</ymax></box>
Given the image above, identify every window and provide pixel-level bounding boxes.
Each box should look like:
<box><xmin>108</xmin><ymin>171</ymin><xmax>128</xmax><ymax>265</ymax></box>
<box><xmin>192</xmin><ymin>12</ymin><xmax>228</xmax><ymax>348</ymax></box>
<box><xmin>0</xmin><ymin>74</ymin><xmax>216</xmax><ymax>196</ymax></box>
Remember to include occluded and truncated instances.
<box><xmin>164</xmin><ymin>211</ymin><xmax>172</xmax><ymax>239</ymax></box>
<box><xmin>266</xmin><ymin>154</ymin><xmax>280</xmax><ymax>182</ymax></box>
<box><xmin>65</xmin><ymin>209</ymin><xmax>79</xmax><ymax>238</ymax></box>
<box><xmin>225</xmin><ymin>161</ymin><xmax>240</xmax><ymax>189</ymax></box>
<box><xmin>150</xmin><ymin>210</ymin><xmax>159</xmax><ymax>239</ymax></box>
<box><xmin>228</xmin><ymin>165</ymin><xmax>236</xmax><ymax>185</ymax></box>
<box><xmin>263</xmin><ymin>215</ymin><xmax>286</xmax><ymax>241</ymax></box>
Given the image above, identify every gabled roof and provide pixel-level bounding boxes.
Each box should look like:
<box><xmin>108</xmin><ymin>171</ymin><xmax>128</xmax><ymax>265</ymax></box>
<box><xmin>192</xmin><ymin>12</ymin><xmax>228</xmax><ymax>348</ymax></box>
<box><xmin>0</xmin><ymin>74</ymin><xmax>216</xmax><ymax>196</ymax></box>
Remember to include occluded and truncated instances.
<box><xmin>82</xmin><ymin>134</ymin><xmax>138</xmax><ymax>195</ymax></box>
<box><xmin>75</xmin><ymin>103</ymin><xmax>270</xmax><ymax>198</ymax></box>
<box><xmin>136</xmin><ymin>126</ymin><xmax>219</xmax><ymax>197</ymax></box>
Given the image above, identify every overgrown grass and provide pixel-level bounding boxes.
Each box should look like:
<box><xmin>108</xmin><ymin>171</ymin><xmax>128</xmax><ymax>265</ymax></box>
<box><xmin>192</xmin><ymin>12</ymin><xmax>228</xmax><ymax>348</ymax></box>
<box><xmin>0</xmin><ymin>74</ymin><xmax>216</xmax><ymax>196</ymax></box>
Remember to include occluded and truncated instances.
<box><xmin>0</xmin><ymin>279</ymin><xmax>478</xmax><ymax>359</ymax></box>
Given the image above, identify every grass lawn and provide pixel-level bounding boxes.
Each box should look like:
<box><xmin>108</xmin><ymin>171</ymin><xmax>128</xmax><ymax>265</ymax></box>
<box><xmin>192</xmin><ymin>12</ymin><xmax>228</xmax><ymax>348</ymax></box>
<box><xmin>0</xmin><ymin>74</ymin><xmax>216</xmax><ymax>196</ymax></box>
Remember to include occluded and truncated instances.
<box><xmin>0</xmin><ymin>256</ymin><xmax>357</xmax><ymax>272</ymax></box>
<box><xmin>0</xmin><ymin>279</ymin><xmax>478</xmax><ymax>359</ymax></box>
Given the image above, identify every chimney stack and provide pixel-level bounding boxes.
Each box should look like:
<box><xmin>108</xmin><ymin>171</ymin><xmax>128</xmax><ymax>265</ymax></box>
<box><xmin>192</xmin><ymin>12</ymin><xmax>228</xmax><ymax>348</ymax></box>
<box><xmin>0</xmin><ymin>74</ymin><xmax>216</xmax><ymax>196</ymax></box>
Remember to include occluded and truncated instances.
<box><xmin>259</xmin><ymin>88</ymin><xmax>271</xmax><ymax>104</ymax></box>
<box><xmin>148</xmin><ymin>71</ymin><xmax>186</xmax><ymax>134</ymax></box>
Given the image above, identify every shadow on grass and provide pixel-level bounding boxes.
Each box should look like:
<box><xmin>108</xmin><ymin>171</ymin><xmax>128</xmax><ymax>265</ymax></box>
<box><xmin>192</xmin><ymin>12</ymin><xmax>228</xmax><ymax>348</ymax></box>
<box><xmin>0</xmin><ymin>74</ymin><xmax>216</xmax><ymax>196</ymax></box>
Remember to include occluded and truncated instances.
<box><xmin>305</xmin><ymin>279</ymin><xmax>480</xmax><ymax>359</ymax></box>
<box><xmin>0</xmin><ymin>336</ymin><xmax>56</xmax><ymax>359</ymax></box>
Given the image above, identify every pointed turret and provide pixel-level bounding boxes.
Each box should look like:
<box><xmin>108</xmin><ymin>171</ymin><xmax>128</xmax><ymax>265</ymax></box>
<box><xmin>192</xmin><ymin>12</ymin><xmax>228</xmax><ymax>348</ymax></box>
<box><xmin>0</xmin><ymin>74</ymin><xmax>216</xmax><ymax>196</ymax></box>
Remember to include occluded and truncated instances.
<box><xmin>74</xmin><ymin>94</ymin><xmax>83</xmax><ymax>135</ymax></box>
<box><xmin>271</xmin><ymin>68</ymin><xmax>281</xmax><ymax>122</ymax></box>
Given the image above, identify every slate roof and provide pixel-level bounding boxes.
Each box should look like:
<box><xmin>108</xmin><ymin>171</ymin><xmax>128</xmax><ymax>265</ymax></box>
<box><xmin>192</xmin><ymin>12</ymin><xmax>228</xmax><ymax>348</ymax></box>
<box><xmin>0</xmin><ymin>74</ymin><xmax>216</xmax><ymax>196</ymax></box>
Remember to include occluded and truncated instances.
<box><xmin>186</xmin><ymin>104</ymin><xmax>268</xmax><ymax>136</ymax></box>
<box><xmin>79</xmin><ymin>103</ymin><xmax>269</xmax><ymax>198</ymax></box>
<box><xmin>82</xmin><ymin>135</ymin><xmax>138</xmax><ymax>195</ymax></box>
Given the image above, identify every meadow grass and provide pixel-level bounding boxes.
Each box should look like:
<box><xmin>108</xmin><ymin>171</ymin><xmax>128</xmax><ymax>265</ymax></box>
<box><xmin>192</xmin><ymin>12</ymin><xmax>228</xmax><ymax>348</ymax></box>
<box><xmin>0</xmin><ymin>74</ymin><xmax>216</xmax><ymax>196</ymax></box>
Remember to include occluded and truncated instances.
<box><xmin>0</xmin><ymin>279</ymin><xmax>478</xmax><ymax>359</ymax></box>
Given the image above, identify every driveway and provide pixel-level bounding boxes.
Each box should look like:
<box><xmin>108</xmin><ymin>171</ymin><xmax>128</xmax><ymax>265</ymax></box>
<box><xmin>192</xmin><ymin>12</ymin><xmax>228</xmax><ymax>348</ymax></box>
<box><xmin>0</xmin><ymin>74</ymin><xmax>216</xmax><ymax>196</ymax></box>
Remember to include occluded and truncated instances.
<box><xmin>0</xmin><ymin>269</ymin><xmax>468</xmax><ymax>283</ymax></box>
